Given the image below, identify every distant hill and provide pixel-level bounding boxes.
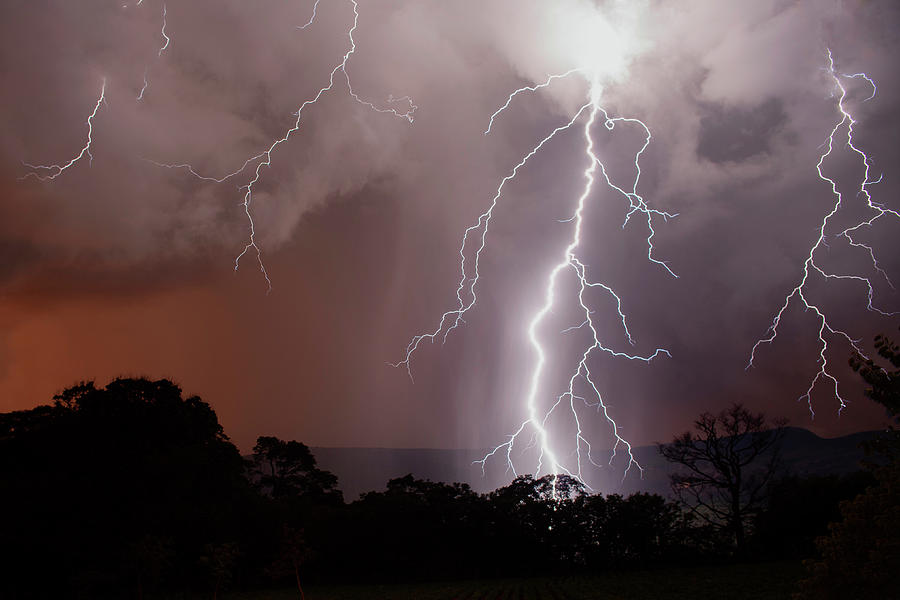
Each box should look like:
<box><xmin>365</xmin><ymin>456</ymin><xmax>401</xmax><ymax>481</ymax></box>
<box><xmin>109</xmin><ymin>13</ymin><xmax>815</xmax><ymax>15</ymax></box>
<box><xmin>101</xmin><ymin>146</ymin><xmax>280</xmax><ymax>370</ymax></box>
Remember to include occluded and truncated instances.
<box><xmin>312</xmin><ymin>428</ymin><xmax>880</xmax><ymax>501</ymax></box>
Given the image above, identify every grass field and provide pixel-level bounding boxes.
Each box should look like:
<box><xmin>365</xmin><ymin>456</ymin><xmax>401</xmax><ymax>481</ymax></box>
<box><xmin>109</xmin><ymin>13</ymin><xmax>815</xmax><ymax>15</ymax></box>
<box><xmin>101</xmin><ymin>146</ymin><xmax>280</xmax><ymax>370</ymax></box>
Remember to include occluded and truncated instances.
<box><xmin>227</xmin><ymin>561</ymin><xmax>804</xmax><ymax>600</ymax></box>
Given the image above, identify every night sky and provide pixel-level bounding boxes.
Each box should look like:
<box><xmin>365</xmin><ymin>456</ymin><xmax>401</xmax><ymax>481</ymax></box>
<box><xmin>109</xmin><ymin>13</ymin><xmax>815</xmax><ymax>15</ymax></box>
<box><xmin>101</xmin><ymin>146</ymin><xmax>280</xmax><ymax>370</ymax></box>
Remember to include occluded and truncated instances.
<box><xmin>1</xmin><ymin>1</ymin><xmax>898</xmax><ymax>485</ymax></box>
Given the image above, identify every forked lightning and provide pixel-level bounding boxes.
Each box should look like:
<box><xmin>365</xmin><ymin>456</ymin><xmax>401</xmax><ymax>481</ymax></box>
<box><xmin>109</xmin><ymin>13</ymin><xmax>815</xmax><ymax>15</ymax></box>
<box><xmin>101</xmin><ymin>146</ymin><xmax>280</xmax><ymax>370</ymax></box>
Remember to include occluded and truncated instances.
<box><xmin>748</xmin><ymin>49</ymin><xmax>898</xmax><ymax>416</ymax></box>
<box><xmin>151</xmin><ymin>0</ymin><xmax>414</xmax><ymax>292</ymax></box>
<box><xmin>395</xmin><ymin>69</ymin><xmax>676</xmax><ymax>488</ymax></box>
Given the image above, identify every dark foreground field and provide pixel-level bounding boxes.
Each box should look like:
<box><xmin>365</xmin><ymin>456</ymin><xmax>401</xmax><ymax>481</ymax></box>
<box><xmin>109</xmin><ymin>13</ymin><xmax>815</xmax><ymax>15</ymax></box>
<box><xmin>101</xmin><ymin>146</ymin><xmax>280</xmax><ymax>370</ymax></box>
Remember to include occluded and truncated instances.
<box><xmin>228</xmin><ymin>561</ymin><xmax>803</xmax><ymax>600</ymax></box>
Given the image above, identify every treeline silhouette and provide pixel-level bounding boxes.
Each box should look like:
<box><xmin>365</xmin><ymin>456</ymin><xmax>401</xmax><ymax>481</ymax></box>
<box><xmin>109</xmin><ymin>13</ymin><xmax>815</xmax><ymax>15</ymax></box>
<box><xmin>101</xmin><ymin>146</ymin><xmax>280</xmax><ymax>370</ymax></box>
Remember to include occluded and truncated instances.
<box><xmin>0</xmin><ymin>377</ymin><xmax>885</xmax><ymax>598</ymax></box>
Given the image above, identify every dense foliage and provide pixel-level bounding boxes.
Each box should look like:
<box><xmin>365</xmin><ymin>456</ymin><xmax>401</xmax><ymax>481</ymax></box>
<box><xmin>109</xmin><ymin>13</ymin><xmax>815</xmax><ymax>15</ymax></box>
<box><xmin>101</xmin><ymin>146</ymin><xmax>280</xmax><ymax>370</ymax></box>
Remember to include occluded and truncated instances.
<box><xmin>0</xmin><ymin>377</ymin><xmax>882</xmax><ymax>598</ymax></box>
<box><xmin>0</xmin><ymin>379</ymin><xmax>258</xmax><ymax>598</ymax></box>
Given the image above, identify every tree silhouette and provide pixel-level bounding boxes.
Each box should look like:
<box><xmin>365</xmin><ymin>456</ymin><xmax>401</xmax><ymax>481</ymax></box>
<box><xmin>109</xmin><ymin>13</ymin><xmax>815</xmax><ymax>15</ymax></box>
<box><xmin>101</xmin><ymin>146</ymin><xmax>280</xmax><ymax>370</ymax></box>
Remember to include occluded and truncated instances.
<box><xmin>795</xmin><ymin>462</ymin><xmax>900</xmax><ymax>599</ymax></box>
<box><xmin>265</xmin><ymin>525</ymin><xmax>313</xmax><ymax>600</ymax></box>
<box><xmin>753</xmin><ymin>471</ymin><xmax>875</xmax><ymax>559</ymax></box>
<box><xmin>129</xmin><ymin>534</ymin><xmax>174</xmax><ymax>600</ymax></box>
<box><xmin>850</xmin><ymin>326</ymin><xmax>900</xmax><ymax>461</ymax></box>
<box><xmin>199</xmin><ymin>541</ymin><xmax>240</xmax><ymax>600</ymax></box>
<box><xmin>0</xmin><ymin>377</ymin><xmax>253</xmax><ymax>596</ymax></box>
<box><xmin>249</xmin><ymin>436</ymin><xmax>342</xmax><ymax>504</ymax></box>
<box><xmin>6</xmin><ymin>375</ymin><xmax>864</xmax><ymax>592</ymax></box>
<box><xmin>346</xmin><ymin>475</ymin><xmax>491</xmax><ymax>580</ymax></box>
<box><xmin>487</xmin><ymin>474</ymin><xmax>588</xmax><ymax>569</ymax></box>
<box><xmin>658</xmin><ymin>403</ymin><xmax>785</xmax><ymax>552</ymax></box>
<box><xmin>577</xmin><ymin>492</ymin><xmax>685</xmax><ymax>566</ymax></box>
<box><xmin>849</xmin><ymin>327</ymin><xmax>900</xmax><ymax>413</ymax></box>
<box><xmin>797</xmin><ymin>330</ymin><xmax>900</xmax><ymax>599</ymax></box>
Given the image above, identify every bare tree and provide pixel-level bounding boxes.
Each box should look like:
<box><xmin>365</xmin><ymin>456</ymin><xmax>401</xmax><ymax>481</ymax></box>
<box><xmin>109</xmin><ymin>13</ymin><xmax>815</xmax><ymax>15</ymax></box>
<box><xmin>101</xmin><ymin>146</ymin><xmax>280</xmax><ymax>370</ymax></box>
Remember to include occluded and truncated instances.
<box><xmin>658</xmin><ymin>403</ymin><xmax>785</xmax><ymax>552</ymax></box>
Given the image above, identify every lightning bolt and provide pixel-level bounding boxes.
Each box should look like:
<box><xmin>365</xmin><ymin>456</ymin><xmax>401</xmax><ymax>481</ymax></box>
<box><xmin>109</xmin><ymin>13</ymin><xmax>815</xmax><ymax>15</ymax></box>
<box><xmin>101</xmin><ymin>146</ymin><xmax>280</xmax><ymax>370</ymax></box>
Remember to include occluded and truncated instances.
<box><xmin>21</xmin><ymin>79</ymin><xmax>107</xmax><ymax>181</ymax></box>
<box><xmin>394</xmin><ymin>70</ymin><xmax>676</xmax><ymax>489</ymax></box>
<box><xmin>23</xmin><ymin>3</ymin><xmax>169</xmax><ymax>179</ymax></box>
<box><xmin>137</xmin><ymin>3</ymin><xmax>170</xmax><ymax>102</ymax></box>
<box><xmin>298</xmin><ymin>0</ymin><xmax>320</xmax><ymax>30</ymax></box>
<box><xmin>151</xmin><ymin>0</ymin><xmax>414</xmax><ymax>292</ymax></box>
<box><xmin>137</xmin><ymin>67</ymin><xmax>150</xmax><ymax>102</ymax></box>
<box><xmin>158</xmin><ymin>4</ymin><xmax>170</xmax><ymax>57</ymax></box>
<box><xmin>748</xmin><ymin>49</ymin><xmax>898</xmax><ymax>417</ymax></box>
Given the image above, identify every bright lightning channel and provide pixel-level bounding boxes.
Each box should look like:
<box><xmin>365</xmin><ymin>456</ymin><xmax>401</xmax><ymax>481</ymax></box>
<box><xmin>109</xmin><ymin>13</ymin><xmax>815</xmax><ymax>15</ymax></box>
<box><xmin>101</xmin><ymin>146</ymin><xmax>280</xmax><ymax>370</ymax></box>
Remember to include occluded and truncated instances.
<box><xmin>137</xmin><ymin>68</ymin><xmax>150</xmax><ymax>101</ymax></box>
<box><xmin>21</xmin><ymin>79</ymin><xmax>107</xmax><ymax>181</ymax></box>
<box><xmin>137</xmin><ymin>3</ymin><xmax>170</xmax><ymax>102</ymax></box>
<box><xmin>394</xmin><ymin>69</ymin><xmax>676</xmax><ymax>488</ymax></box>
<box><xmin>158</xmin><ymin>4</ymin><xmax>169</xmax><ymax>56</ymax></box>
<box><xmin>298</xmin><ymin>0</ymin><xmax>320</xmax><ymax>30</ymax></box>
<box><xmin>151</xmin><ymin>0</ymin><xmax>414</xmax><ymax>292</ymax></box>
<box><xmin>748</xmin><ymin>49</ymin><xmax>898</xmax><ymax>417</ymax></box>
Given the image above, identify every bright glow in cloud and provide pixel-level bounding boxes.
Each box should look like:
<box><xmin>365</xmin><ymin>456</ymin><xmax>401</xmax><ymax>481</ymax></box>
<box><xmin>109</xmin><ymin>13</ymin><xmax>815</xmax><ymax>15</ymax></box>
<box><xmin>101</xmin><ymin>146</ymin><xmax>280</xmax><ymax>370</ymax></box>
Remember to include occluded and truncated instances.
<box><xmin>480</xmin><ymin>0</ymin><xmax>650</xmax><ymax>112</ymax></box>
<box><xmin>0</xmin><ymin>0</ymin><xmax>897</xmax><ymax>479</ymax></box>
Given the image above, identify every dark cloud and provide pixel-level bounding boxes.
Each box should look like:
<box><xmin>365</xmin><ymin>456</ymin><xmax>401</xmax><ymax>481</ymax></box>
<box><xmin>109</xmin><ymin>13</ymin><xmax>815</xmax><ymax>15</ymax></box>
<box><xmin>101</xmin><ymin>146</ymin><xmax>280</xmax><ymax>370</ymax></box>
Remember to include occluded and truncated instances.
<box><xmin>1</xmin><ymin>0</ymin><xmax>898</xmax><ymax>489</ymax></box>
<box><xmin>696</xmin><ymin>98</ymin><xmax>786</xmax><ymax>163</ymax></box>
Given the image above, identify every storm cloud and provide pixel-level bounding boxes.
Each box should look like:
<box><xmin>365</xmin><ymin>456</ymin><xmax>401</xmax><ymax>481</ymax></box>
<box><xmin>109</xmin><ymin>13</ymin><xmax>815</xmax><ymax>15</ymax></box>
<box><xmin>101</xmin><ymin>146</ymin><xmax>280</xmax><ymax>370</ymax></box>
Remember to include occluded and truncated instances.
<box><xmin>1</xmin><ymin>0</ymin><xmax>898</xmax><ymax>490</ymax></box>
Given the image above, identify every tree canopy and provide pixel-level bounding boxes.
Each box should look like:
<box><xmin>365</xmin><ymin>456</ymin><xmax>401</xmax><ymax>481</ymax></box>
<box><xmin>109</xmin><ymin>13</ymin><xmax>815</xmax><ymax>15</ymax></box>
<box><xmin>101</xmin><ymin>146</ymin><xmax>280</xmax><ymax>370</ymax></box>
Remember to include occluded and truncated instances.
<box><xmin>0</xmin><ymin>378</ymin><xmax>253</xmax><ymax>597</ymax></box>
<box><xmin>1</xmin><ymin>376</ymin><xmax>885</xmax><ymax>596</ymax></box>
<box><xmin>249</xmin><ymin>435</ymin><xmax>342</xmax><ymax>504</ymax></box>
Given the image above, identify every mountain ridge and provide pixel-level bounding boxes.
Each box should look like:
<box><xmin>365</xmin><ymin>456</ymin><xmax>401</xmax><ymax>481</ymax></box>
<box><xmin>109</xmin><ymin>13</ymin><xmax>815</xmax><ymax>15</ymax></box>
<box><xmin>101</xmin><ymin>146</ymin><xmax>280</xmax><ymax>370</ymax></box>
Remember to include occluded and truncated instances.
<box><xmin>309</xmin><ymin>427</ymin><xmax>881</xmax><ymax>501</ymax></box>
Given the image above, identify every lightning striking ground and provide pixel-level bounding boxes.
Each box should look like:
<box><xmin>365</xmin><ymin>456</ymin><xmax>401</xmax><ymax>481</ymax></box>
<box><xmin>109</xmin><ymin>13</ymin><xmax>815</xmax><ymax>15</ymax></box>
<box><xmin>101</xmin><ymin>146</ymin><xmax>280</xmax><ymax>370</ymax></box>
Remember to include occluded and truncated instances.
<box><xmin>152</xmin><ymin>0</ymin><xmax>414</xmax><ymax>292</ymax></box>
<box><xmin>395</xmin><ymin>70</ymin><xmax>676</xmax><ymax>486</ymax></box>
<box><xmin>748</xmin><ymin>49</ymin><xmax>899</xmax><ymax>416</ymax></box>
<box><xmin>21</xmin><ymin>79</ymin><xmax>107</xmax><ymax>181</ymax></box>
